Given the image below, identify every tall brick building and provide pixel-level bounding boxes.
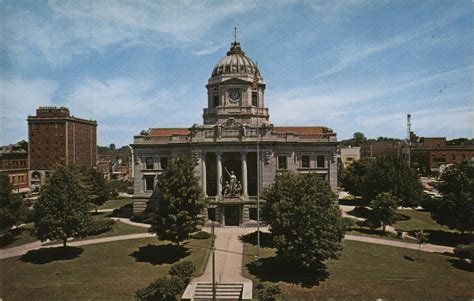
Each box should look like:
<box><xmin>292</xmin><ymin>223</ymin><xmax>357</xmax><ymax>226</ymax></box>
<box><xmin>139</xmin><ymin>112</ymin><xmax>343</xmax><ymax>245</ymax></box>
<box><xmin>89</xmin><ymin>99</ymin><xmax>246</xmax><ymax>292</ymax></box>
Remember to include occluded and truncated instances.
<box><xmin>27</xmin><ymin>106</ymin><xmax>97</xmax><ymax>187</ymax></box>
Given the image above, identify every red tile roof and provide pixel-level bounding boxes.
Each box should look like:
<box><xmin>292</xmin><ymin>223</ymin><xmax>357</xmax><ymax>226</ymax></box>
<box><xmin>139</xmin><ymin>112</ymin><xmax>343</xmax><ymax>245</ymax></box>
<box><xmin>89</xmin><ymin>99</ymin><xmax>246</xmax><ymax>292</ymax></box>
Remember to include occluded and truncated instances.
<box><xmin>272</xmin><ymin>126</ymin><xmax>327</xmax><ymax>134</ymax></box>
<box><xmin>149</xmin><ymin>128</ymin><xmax>189</xmax><ymax>136</ymax></box>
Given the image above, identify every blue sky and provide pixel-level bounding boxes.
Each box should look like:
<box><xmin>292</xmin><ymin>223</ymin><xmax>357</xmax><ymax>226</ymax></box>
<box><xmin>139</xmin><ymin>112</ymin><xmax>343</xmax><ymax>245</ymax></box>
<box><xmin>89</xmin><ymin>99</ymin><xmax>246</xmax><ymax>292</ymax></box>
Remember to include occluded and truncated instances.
<box><xmin>1</xmin><ymin>0</ymin><xmax>472</xmax><ymax>147</ymax></box>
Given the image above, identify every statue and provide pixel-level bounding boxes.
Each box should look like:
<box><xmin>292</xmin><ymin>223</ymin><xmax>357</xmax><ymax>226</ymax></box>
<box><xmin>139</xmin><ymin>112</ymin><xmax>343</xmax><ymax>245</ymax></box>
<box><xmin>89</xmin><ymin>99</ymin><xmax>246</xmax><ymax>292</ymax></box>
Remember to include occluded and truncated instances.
<box><xmin>215</xmin><ymin>123</ymin><xmax>223</xmax><ymax>139</ymax></box>
<box><xmin>240</xmin><ymin>123</ymin><xmax>247</xmax><ymax>137</ymax></box>
<box><xmin>222</xmin><ymin>181</ymin><xmax>230</xmax><ymax>196</ymax></box>
<box><xmin>223</xmin><ymin>167</ymin><xmax>241</xmax><ymax>197</ymax></box>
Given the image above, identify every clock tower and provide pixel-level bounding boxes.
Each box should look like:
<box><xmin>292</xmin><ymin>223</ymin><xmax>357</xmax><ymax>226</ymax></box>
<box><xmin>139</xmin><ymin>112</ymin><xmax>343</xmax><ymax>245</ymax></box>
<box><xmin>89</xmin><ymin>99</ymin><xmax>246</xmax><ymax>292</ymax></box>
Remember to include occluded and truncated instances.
<box><xmin>203</xmin><ymin>39</ymin><xmax>269</xmax><ymax>126</ymax></box>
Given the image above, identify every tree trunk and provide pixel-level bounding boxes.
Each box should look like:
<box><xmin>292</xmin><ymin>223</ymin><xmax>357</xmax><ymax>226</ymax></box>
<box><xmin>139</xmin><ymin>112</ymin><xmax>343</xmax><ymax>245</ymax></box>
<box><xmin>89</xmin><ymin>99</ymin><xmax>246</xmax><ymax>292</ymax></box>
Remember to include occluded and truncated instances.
<box><xmin>63</xmin><ymin>238</ymin><xmax>67</xmax><ymax>247</ymax></box>
<box><xmin>382</xmin><ymin>224</ymin><xmax>386</xmax><ymax>234</ymax></box>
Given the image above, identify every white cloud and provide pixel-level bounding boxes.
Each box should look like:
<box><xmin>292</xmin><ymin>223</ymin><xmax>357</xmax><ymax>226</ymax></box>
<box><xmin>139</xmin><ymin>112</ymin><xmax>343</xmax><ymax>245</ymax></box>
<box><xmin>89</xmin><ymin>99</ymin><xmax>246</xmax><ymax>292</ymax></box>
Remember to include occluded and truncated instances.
<box><xmin>307</xmin><ymin>0</ymin><xmax>390</xmax><ymax>21</ymax></box>
<box><xmin>192</xmin><ymin>42</ymin><xmax>227</xmax><ymax>56</ymax></box>
<box><xmin>2</xmin><ymin>1</ymin><xmax>259</xmax><ymax>65</ymax></box>
<box><xmin>63</xmin><ymin>76</ymin><xmax>202</xmax><ymax>146</ymax></box>
<box><xmin>65</xmin><ymin>77</ymin><xmax>157</xmax><ymax>119</ymax></box>
<box><xmin>356</xmin><ymin>106</ymin><xmax>473</xmax><ymax>137</ymax></box>
<box><xmin>0</xmin><ymin>77</ymin><xmax>58</xmax><ymax>144</ymax></box>
<box><xmin>312</xmin><ymin>9</ymin><xmax>466</xmax><ymax>80</ymax></box>
<box><xmin>269</xmin><ymin>65</ymin><xmax>473</xmax><ymax>129</ymax></box>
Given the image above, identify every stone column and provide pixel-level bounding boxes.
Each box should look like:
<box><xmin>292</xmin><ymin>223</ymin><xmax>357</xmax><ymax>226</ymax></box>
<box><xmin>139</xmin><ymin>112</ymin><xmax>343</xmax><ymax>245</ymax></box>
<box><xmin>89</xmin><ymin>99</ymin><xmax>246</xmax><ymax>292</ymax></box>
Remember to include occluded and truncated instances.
<box><xmin>241</xmin><ymin>152</ymin><xmax>248</xmax><ymax>196</ymax></box>
<box><xmin>201</xmin><ymin>153</ymin><xmax>207</xmax><ymax>197</ymax></box>
<box><xmin>216</xmin><ymin>152</ymin><xmax>222</xmax><ymax>197</ymax></box>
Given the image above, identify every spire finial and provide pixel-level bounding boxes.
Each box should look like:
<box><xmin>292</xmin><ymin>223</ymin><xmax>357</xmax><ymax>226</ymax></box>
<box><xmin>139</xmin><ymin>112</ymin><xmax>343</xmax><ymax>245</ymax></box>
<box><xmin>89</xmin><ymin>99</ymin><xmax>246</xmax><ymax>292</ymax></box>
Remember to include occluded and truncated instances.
<box><xmin>232</xmin><ymin>27</ymin><xmax>238</xmax><ymax>43</ymax></box>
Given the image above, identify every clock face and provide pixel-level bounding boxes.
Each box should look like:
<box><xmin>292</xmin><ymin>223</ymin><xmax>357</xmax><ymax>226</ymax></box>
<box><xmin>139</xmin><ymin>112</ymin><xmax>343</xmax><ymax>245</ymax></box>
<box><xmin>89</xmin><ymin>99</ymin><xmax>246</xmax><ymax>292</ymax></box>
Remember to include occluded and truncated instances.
<box><xmin>229</xmin><ymin>90</ymin><xmax>241</xmax><ymax>102</ymax></box>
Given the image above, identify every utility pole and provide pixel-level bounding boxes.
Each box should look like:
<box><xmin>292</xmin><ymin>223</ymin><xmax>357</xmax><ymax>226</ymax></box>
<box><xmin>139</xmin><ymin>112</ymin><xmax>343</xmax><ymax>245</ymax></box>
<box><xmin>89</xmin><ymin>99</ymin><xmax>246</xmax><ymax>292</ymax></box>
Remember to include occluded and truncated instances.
<box><xmin>211</xmin><ymin>221</ymin><xmax>216</xmax><ymax>301</ymax></box>
<box><xmin>407</xmin><ymin>114</ymin><xmax>412</xmax><ymax>167</ymax></box>
<box><xmin>256</xmin><ymin>117</ymin><xmax>261</xmax><ymax>260</ymax></box>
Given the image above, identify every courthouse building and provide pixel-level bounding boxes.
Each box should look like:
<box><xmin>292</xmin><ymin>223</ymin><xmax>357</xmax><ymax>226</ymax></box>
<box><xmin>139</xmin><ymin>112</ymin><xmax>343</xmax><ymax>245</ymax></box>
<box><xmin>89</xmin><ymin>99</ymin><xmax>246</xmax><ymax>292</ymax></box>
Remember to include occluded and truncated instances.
<box><xmin>132</xmin><ymin>39</ymin><xmax>338</xmax><ymax>226</ymax></box>
<box><xmin>27</xmin><ymin>107</ymin><xmax>97</xmax><ymax>188</ymax></box>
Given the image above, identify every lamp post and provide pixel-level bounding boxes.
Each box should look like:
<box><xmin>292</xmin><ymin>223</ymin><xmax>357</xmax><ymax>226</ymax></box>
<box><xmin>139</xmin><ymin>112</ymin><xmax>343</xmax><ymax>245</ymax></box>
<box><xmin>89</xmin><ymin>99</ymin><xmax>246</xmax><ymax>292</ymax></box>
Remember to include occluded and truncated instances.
<box><xmin>211</xmin><ymin>221</ymin><xmax>216</xmax><ymax>301</ymax></box>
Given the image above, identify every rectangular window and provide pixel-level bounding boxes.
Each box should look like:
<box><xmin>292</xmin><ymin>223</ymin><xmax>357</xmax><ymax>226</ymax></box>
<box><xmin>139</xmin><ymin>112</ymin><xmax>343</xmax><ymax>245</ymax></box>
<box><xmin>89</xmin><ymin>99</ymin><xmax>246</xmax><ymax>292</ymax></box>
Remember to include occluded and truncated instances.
<box><xmin>452</xmin><ymin>154</ymin><xmax>455</xmax><ymax>160</ymax></box>
<box><xmin>252</xmin><ymin>92</ymin><xmax>258</xmax><ymax>107</ymax></box>
<box><xmin>213</xmin><ymin>95</ymin><xmax>219</xmax><ymax>108</ymax></box>
<box><xmin>249</xmin><ymin>207</ymin><xmax>258</xmax><ymax>220</ymax></box>
<box><xmin>316</xmin><ymin>155</ymin><xmax>325</xmax><ymax>168</ymax></box>
<box><xmin>160</xmin><ymin>157</ymin><xmax>168</xmax><ymax>170</ymax></box>
<box><xmin>301</xmin><ymin>155</ymin><xmax>310</xmax><ymax>168</ymax></box>
<box><xmin>144</xmin><ymin>176</ymin><xmax>155</xmax><ymax>191</ymax></box>
<box><xmin>145</xmin><ymin>157</ymin><xmax>154</xmax><ymax>169</ymax></box>
<box><xmin>278</xmin><ymin>155</ymin><xmax>287</xmax><ymax>170</ymax></box>
<box><xmin>207</xmin><ymin>208</ymin><xmax>216</xmax><ymax>221</ymax></box>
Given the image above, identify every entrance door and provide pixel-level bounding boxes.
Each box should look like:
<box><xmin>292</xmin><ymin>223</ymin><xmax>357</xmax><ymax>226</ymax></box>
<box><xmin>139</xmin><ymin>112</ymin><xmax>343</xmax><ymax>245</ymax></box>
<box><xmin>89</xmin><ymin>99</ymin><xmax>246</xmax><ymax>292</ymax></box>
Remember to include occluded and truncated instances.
<box><xmin>224</xmin><ymin>205</ymin><xmax>240</xmax><ymax>226</ymax></box>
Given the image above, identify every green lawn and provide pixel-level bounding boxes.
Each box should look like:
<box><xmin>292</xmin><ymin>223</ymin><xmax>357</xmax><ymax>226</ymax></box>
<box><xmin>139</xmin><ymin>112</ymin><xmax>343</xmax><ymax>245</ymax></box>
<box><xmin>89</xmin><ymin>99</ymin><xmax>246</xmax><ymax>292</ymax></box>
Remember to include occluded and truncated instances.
<box><xmin>99</xmin><ymin>198</ymin><xmax>134</xmax><ymax>210</ymax></box>
<box><xmin>1</xmin><ymin>213</ymin><xmax>148</xmax><ymax>249</ymax></box>
<box><xmin>1</xmin><ymin>237</ymin><xmax>212</xmax><ymax>300</ymax></box>
<box><xmin>394</xmin><ymin>209</ymin><xmax>451</xmax><ymax>232</ymax></box>
<box><xmin>243</xmin><ymin>236</ymin><xmax>473</xmax><ymax>300</ymax></box>
<box><xmin>0</xmin><ymin>224</ymin><xmax>37</xmax><ymax>249</ymax></box>
<box><xmin>43</xmin><ymin>213</ymin><xmax>149</xmax><ymax>246</ymax></box>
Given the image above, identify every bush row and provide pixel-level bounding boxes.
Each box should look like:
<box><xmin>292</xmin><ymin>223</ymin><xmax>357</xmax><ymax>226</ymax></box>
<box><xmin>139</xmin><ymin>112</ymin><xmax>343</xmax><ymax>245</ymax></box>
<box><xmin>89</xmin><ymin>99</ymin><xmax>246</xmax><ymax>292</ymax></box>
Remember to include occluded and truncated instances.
<box><xmin>135</xmin><ymin>261</ymin><xmax>195</xmax><ymax>301</ymax></box>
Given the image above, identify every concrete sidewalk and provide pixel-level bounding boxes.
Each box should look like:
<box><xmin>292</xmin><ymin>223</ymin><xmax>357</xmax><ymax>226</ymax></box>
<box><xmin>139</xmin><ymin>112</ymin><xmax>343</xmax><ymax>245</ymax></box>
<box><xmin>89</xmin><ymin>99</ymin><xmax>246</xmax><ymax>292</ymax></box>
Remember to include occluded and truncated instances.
<box><xmin>183</xmin><ymin>227</ymin><xmax>259</xmax><ymax>300</ymax></box>
<box><xmin>346</xmin><ymin>234</ymin><xmax>453</xmax><ymax>253</ymax></box>
<box><xmin>0</xmin><ymin>233</ymin><xmax>154</xmax><ymax>259</ymax></box>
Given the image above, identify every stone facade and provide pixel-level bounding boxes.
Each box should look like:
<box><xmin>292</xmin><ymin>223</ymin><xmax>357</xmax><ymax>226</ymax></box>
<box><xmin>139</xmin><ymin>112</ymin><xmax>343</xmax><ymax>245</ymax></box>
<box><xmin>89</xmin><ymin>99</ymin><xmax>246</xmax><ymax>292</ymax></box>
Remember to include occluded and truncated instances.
<box><xmin>27</xmin><ymin>106</ymin><xmax>97</xmax><ymax>188</ymax></box>
<box><xmin>131</xmin><ymin>40</ymin><xmax>338</xmax><ymax>226</ymax></box>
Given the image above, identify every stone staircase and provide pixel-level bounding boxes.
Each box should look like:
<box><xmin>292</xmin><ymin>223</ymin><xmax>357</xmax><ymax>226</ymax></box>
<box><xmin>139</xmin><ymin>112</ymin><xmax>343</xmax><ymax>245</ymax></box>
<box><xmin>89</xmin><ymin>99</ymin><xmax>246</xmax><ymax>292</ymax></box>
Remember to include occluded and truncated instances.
<box><xmin>186</xmin><ymin>282</ymin><xmax>244</xmax><ymax>301</ymax></box>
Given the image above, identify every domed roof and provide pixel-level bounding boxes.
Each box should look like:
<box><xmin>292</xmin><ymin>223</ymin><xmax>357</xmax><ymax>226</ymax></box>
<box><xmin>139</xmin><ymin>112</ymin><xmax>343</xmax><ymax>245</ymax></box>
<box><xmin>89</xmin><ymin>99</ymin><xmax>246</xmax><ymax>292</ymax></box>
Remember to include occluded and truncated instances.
<box><xmin>211</xmin><ymin>42</ymin><xmax>261</xmax><ymax>77</ymax></box>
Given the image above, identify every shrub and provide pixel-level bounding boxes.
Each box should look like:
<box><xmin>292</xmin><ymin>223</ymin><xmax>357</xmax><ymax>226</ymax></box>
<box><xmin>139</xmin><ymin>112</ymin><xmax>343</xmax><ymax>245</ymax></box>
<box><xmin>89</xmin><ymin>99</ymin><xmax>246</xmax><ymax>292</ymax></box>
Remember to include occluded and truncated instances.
<box><xmin>131</xmin><ymin>213</ymin><xmax>152</xmax><ymax>224</ymax></box>
<box><xmin>88</xmin><ymin>219</ymin><xmax>115</xmax><ymax>235</ymax></box>
<box><xmin>257</xmin><ymin>284</ymin><xmax>280</xmax><ymax>301</ymax></box>
<box><xmin>419</xmin><ymin>194</ymin><xmax>442</xmax><ymax>212</ymax></box>
<box><xmin>169</xmin><ymin>261</ymin><xmax>195</xmax><ymax>282</ymax></box>
<box><xmin>454</xmin><ymin>244</ymin><xmax>474</xmax><ymax>261</ymax></box>
<box><xmin>342</xmin><ymin>217</ymin><xmax>356</xmax><ymax>230</ymax></box>
<box><xmin>126</xmin><ymin>186</ymin><xmax>134</xmax><ymax>194</ymax></box>
<box><xmin>135</xmin><ymin>276</ymin><xmax>186</xmax><ymax>301</ymax></box>
<box><xmin>191</xmin><ymin>231</ymin><xmax>211</xmax><ymax>239</ymax></box>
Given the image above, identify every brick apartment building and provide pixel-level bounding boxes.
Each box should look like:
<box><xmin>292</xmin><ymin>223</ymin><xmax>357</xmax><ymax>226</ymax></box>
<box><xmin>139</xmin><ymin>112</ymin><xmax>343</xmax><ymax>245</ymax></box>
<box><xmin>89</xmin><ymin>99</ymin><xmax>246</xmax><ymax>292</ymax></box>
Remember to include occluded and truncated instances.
<box><xmin>27</xmin><ymin>106</ymin><xmax>97</xmax><ymax>187</ymax></box>
<box><xmin>0</xmin><ymin>141</ymin><xmax>29</xmax><ymax>192</ymax></box>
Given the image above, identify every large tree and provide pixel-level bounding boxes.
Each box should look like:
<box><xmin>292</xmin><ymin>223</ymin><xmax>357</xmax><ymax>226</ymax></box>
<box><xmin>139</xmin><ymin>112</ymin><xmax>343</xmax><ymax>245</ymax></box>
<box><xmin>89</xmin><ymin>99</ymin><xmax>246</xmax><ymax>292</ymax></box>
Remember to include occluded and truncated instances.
<box><xmin>341</xmin><ymin>156</ymin><xmax>422</xmax><ymax>207</ymax></box>
<box><xmin>262</xmin><ymin>172</ymin><xmax>345</xmax><ymax>269</ymax></box>
<box><xmin>32</xmin><ymin>162</ymin><xmax>92</xmax><ymax>247</ymax></box>
<box><xmin>368</xmin><ymin>192</ymin><xmax>399</xmax><ymax>233</ymax></box>
<box><xmin>149</xmin><ymin>157</ymin><xmax>207</xmax><ymax>246</ymax></box>
<box><xmin>432</xmin><ymin>160</ymin><xmax>474</xmax><ymax>234</ymax></box>
<box><xmin>0</xmin><ymin>173</ymin><xmax>24</xmax><ymax>234</ymax></box>
<box><xmin>353</xmin><ymin>132</ymin><xmax>366</xmax><ymax>146</ymax></box>
<box><xmin>365</xmin><ymin>156</ymin><xmax>423</xmax><ymax>207</ymax></box>
<box><xmin>82</xmin><ymin>167</ymin><xmax>111</xmax><ymax>212</ymax></box>
<box><xmin>339</xmin><ymin>157</ymin><xmax>373</xmax><ymax>197</ymax></box>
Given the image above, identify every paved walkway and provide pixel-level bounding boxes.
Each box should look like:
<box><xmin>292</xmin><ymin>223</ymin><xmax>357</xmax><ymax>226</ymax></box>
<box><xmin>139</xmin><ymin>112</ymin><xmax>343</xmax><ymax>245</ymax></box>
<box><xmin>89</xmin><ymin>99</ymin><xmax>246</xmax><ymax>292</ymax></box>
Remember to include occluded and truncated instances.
<box><xmin>183</xmin><ymin>227</ymin><xmax>257</xmax><ymax>300</ymax></box>
<box><xmin>0</xmin><ymin>233</ymin><xmax>154</xmax><ymax>260</ymax></box>
<box><xmin>346</xmin><ymin>234</ymin><xmax>453</xmax><ymax>253</ymax></box>
<box><xmin>0</xmin><ymin>223</ymin><xmax>454</xmax><ymax>261</ymax></box>
<box><xmin>111</xmin><ymin>217</ymin><xmax>151</xmax><ymax>228</ymax></box>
